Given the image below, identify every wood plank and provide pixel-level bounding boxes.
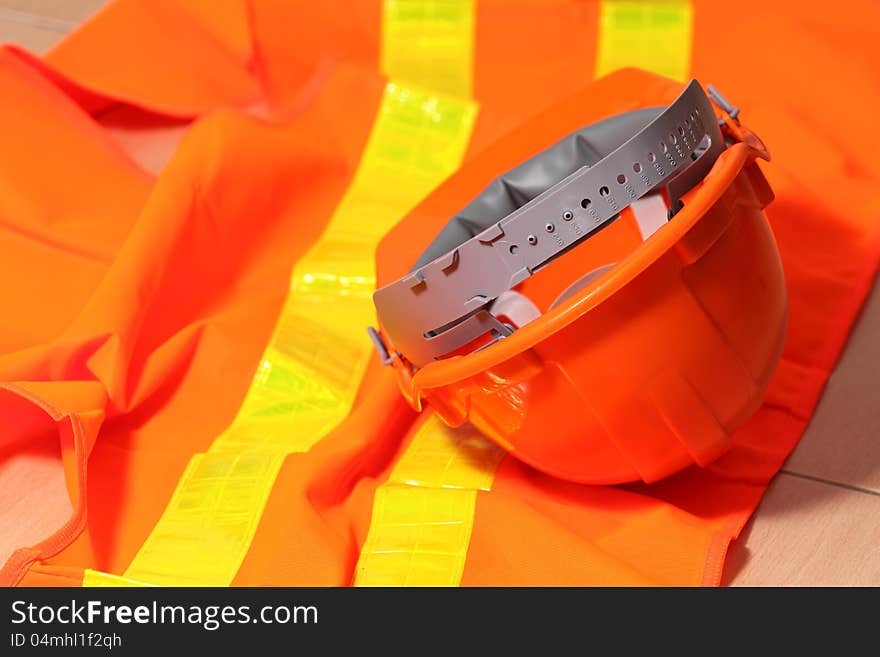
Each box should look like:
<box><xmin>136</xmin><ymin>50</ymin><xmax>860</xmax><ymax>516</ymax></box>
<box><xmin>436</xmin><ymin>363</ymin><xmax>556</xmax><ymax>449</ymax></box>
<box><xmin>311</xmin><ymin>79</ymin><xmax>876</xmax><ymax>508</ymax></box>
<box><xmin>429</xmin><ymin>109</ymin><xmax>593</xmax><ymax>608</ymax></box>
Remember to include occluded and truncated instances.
<box><xmin>725</xmin><ymin>472</ymin><xmax>880</xmax><ymax>585</ymax></box>
<box><xmin>0</xmin><ymin>17</ymin><xmax>66</xmax><ymax>53</ymax></box>
<box><xmin>0</xmin><ymin>0</ymin><xmax>106</xmax><ymax>24</ymax></box>
<box><xmin>784</xmin><ymin>276</ymin><xmax>880</xmax><ymax>493</ymax></box>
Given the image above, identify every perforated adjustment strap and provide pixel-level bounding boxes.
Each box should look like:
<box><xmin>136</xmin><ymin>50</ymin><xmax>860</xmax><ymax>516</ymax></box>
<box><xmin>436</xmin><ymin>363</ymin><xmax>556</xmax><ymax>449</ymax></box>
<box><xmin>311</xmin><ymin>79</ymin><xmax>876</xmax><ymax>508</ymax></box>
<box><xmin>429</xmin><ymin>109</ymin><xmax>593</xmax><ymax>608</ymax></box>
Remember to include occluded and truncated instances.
<box><xmin>374</xmin><ymin>80</ymin><xmax>724</xmax><ymax>367</ymax></box>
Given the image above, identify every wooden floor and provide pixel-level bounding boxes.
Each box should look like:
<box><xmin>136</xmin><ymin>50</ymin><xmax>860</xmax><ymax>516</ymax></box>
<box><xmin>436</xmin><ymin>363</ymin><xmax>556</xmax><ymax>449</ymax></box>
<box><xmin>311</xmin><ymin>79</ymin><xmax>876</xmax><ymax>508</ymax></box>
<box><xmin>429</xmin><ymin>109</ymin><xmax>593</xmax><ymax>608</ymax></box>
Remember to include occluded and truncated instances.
<box><xmin>2</xmin><ymin>0</ymin><xmax>878</xmax><ymax>586</ymax></box>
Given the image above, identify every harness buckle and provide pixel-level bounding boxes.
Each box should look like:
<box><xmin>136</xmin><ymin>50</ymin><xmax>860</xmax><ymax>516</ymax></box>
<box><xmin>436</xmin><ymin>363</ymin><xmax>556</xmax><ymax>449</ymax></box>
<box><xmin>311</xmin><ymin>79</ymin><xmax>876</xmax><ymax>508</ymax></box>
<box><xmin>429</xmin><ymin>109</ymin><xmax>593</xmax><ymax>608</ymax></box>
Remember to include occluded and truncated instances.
<box><xmin>706</xmin><ymin>84</ymin><xmax>740</xmax><ymax>125</ymax></box>
<box><xmin>707</xmin><ymin>84</ymin><xmax>770</xmax><ymax>160</ymax></box>
<box><xmin>367</xmin><ymin>326</ymin><xmax>393</xmax><ymax>366</ymax></box>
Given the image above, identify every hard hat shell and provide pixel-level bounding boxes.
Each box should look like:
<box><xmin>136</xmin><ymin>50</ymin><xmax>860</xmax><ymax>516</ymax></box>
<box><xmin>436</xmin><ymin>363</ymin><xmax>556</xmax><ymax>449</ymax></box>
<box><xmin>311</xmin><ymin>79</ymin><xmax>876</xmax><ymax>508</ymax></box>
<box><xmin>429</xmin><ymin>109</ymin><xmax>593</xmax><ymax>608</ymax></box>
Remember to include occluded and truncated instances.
<box><xmin>376</xmin><ymin>74</ymin><xmax>787</xmax><ymax>484</ymax></box>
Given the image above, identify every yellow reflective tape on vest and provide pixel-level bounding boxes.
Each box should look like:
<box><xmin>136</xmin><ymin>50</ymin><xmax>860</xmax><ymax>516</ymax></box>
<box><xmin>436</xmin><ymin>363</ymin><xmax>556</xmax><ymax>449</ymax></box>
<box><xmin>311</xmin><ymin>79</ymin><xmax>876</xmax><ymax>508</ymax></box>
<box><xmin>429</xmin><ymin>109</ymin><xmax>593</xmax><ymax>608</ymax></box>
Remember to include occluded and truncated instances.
<box><xmin>82</xmin><ymin>569</ymin><xmax>152</xmax><ymax>587</ymax></box>
<box><xmin>102</xmin><ymin>85</ymin><xmax>477</xmax><ymax>587</ymax></box>
<box><xmin>354</xmin><ymin>414</ymin><xmax>504</xmax><ymax>586</ymax></box>
<box><xmin>595</xmin><ymin>0</ymin><xmax>693</xmax><ymax>81</ymax></box>
<box><xmin>382</xmin><ymin>0</ymin><xmax>475</xmax><ymax>98</ymax></box>
<box><xmin>354</xmin><ymin>0</ymin><xmax>496</xmax><ymax>588</ymax></box>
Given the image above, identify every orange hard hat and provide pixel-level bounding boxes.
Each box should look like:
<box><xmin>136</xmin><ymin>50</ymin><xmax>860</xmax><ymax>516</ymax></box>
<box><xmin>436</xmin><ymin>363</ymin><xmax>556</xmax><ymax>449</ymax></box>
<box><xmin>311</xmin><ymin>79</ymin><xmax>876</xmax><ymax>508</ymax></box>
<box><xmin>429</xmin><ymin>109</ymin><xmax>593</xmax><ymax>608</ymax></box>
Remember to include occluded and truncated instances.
<box><xmin>371</xmin><ymin>79</ymin><xmax>787</xmax><ymax>484</ymax></box>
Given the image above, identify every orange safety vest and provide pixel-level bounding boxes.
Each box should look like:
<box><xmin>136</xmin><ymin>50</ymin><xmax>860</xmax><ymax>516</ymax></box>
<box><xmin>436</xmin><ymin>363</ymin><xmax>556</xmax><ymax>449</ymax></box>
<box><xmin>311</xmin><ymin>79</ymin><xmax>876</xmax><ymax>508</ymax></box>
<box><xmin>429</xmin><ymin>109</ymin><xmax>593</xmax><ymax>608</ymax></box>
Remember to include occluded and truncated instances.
<box><xmin>1</xmin><ymin>0</ymin><xmax>878</xmax><ymax>587</ymax></box>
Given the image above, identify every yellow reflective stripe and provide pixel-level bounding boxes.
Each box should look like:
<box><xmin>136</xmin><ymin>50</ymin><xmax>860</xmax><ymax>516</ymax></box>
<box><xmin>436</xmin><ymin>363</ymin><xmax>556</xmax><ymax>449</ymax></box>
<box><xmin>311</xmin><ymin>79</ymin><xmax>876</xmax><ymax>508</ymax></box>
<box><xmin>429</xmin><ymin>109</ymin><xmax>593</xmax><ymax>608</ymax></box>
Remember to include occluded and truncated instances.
<box><xmin>356</xmin><ymin>487</ymin><xmax>480</xmax><ymax>586</ymax></box>
<box><xmin>356</xmin><ymin>0</ymin><xmax>488</xmax><ymax>588</ymax></box>
<box><xmin>115</xmin><ymin>85</ymin><xmax>477</xmax><ymax>586</ymax></box>
<box><xmin>387</xmin><ymin>414</ymin><xmax>501</xmax><ymax>490</ymax></box>
<box><xmin>381</xmin><ymin>0</ymin><xmax>475</xmax><ymax>98</ymax></box>
<box><xmin>83</xmin><ymin>569</ymin><xmax>152</xmax><ymax>587</ymax></box>
<box><xmin>123</xmin><ymin>452</ymin><xmax>287</xmax><ymax>585</ymax></box>
<box><xmin>354</xmin><ymin>414</ymin><xmax>504</xmax><ymax>586</ymax></box>
<box><xmin>595</xmin><ymin>0</ymin><xmax>693</xmax><ymax>81</ymax></box>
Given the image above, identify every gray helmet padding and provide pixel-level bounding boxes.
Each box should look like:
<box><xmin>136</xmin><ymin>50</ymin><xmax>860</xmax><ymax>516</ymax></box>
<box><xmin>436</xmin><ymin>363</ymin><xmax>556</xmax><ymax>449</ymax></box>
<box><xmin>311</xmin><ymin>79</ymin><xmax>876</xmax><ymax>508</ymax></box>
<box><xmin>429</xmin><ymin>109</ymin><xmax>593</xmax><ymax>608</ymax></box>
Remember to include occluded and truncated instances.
<box><xmin>413</xmin><ymin>107</ymin><xmax>663</xmax><ymax>270</ymax></box>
